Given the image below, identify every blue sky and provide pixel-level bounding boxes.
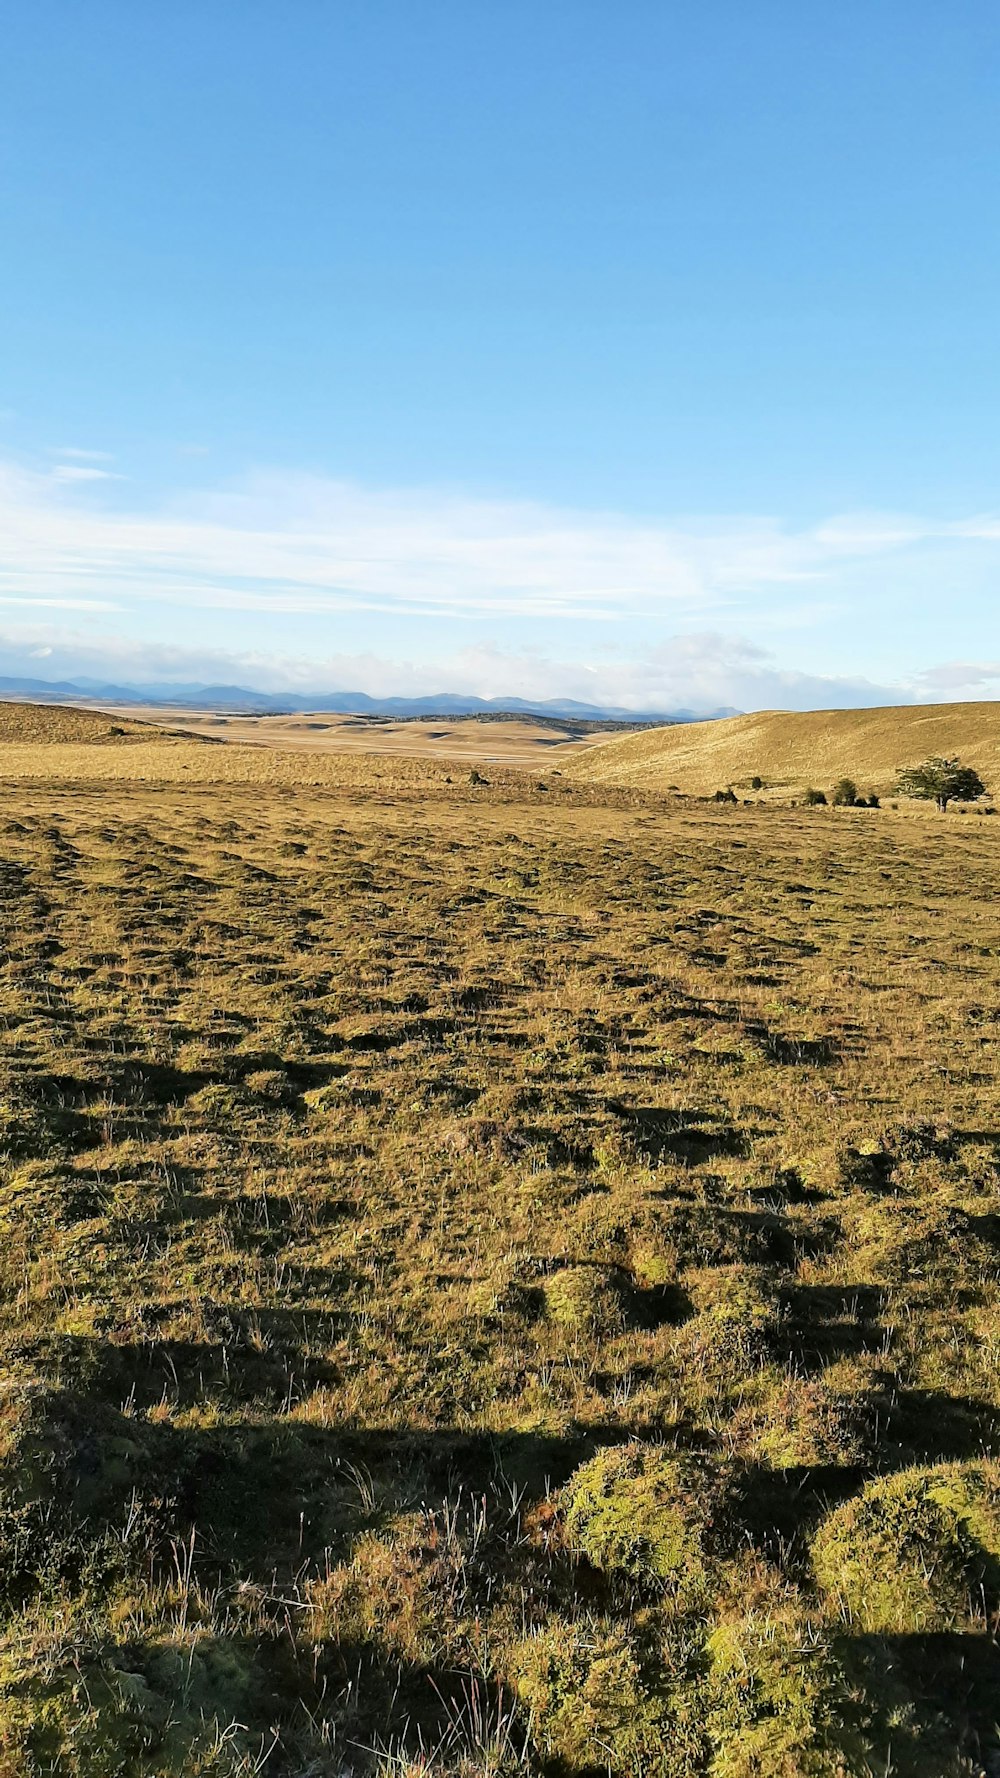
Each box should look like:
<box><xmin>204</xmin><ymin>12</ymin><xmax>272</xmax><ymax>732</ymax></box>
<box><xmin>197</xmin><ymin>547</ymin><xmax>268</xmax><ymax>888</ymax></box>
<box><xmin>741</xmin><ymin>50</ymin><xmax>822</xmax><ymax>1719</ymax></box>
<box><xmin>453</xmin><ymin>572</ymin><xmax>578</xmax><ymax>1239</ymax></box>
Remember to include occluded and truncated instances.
<box><xmin>1</xmin><ymin>2</ymin><xmax>999</xmax><ymax>710</ymax></box>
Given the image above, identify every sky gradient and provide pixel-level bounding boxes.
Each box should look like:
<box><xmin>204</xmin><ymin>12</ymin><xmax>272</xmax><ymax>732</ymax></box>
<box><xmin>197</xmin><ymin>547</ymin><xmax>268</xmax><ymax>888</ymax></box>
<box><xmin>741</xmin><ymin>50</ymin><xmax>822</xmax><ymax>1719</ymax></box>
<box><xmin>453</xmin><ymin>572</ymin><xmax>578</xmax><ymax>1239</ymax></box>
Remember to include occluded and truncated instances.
<box><xmin>2</xmin><ymin>3</ymin><xmax>999</xmax><ymax>711</ymax></box>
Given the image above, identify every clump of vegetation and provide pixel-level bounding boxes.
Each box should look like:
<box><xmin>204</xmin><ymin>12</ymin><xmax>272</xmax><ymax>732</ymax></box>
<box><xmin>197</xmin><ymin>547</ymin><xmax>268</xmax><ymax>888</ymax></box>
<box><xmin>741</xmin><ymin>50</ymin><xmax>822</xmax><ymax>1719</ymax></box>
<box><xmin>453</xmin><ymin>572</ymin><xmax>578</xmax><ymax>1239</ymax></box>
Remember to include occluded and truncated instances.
<box><xmin>467</xmin><ymin>1259</ymin><xmax>542</xmax><ymax>1326</ymax></box>
<box><xmin>511</xmin><ymin>1614</ymin><xmax>708</xmax><ymax>1777</ymax></box>
<box><xmin>884</xmin><ymin>1117</ymin><xmax>956</xmax><ymax>1162</ymax></box>
<box><xmin>802</xmin><ymin>786</ymin><xmax>827</xmax><ymax>805</ymax></box>
<box><xmin>543</xmin><ymin>1264</ymin><xmax>633</xmax><ymax>1335</ymax></box>
<box><xmin>307</xmin><ymin>1511</ymin><xmax>470</xmax><ymax>1663</ymax></box>
<box><xmin>563</xmin><ymin>1443</ymin><xmax>720</xmax><ymax>1599</ymax></box>
<box><xmin>713</xmin><ymin>787</ymin><xmax>738</xmax><ymax>804</ymax></box>
<box><xmin>706</xmin><ymin>1602</ymin><xmax>857</xmax><ymax>1778</ymax></box>
<box><xmin>675</xmin><ymin>1269</ymin><xmax>778</xmax><ymax>1382</ymax></box>
<box><xmin>845</xmin><ymin>1197</ymin><xmax>981</xmax><ymax>1286</ymax></box>
<box><xmin>747</xmin><ymin>1377</ymin><xmax>868</xmax><ymax>1469</ymax></box>
<box><xmin>0</xmin><ymin>725</ymin><xmax>996</xmax><ymax>1765</ymax></box>
<box><xmin>831</xmin><ymin>778</ymin><xmax>859</xmax><ymax>807</ymax></box>
<box><xmin>834</xmin><ymin>1139</ymin><xmax>895</xmax><ymax>1193</ymax></box>
<box><xmin>895</xmin><ymin>755</ymin><xmax>987</xmax><ymax>810</ymax></box>
<box><xmin>812</xmin><ymin>1465</ymin><xmax>1000</xmax><ymax>1632</ymax></box>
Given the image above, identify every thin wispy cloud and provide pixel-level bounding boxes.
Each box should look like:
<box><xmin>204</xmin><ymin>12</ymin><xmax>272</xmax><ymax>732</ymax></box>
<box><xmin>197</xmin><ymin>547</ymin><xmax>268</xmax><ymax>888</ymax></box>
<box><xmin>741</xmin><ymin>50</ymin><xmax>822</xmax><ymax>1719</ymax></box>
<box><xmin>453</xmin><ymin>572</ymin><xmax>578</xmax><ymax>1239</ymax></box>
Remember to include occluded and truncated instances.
<box><xmin>50</xmin><ymin>465</ymin><xmax>121</xmax><ymax>485</ymax></box>
<box><xmin>0</xmin><ymin>456</ymin><xmax>998</xmax><ymax>711</ymax></box>
<box><xmin>1</xmin><ymin>455</ymin><xmax>998</xmax><ymax>626</ymax></box>
<box><xmin>0</xmin><ymin>595</ymin><xmax>121</xmax><ymax>611</ymax></box>
<box><xmin>49</xmin><ymin>447</ymin><xmax>116</xmax><ymax>462</ymax></box>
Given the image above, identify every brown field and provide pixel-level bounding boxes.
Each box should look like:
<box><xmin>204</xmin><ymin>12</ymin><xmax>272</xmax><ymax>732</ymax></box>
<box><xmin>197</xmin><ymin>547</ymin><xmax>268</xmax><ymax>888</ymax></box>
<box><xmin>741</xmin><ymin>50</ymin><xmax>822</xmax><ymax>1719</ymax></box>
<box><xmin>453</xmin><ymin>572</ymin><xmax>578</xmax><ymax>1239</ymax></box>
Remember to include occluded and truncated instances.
<box><xmin>570</xmin><ymin>699</ymin><xmax>1000</xmax><ymax>798</ymax></box>
<box><xmin>0</xmin><ymin>702</ymin><xmax>998</xmax><ymax>1775</ymax></box>
<box><xmin>0</xmin><ymin>701</ymin><xmax>153</xmax><ymax>746</ymax></box>
<box><xmin>73</xmin><ymin>704</ymin><xmax>625</xmax><ymax>767</ymax></box>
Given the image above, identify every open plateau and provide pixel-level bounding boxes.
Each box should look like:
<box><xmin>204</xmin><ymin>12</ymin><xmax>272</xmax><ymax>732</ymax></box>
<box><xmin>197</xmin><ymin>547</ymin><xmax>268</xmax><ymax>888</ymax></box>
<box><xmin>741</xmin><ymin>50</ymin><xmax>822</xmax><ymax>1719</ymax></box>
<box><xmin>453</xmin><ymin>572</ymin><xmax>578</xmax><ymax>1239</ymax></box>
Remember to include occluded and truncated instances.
<box><xmin>0</xmin><ymin>698</ymin><xmax>997</xmax><ymax>1777</ymax></box>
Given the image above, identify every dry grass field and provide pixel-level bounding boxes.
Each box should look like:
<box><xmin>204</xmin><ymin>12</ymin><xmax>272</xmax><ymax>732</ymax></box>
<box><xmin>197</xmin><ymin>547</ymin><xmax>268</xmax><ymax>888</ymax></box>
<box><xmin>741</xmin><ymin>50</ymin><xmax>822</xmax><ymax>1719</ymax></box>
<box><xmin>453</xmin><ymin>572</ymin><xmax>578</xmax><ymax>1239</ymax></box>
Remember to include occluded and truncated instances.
<box><xmin>0</xmin><ymin>707</ymin><xmax>998</xmax><ymax>1774</ymax></box>
<box><xmin>571</xmin><ymin>700</ymin><xmax>1000</xmax><ymax>798</ymax></box>
<box><xmin>0</xmin><ymin>705</ymin><xmax>152</xmax><ymax>747</ymax></box>
<box><xmin>62</xmin><ymin>706</ymin><xmax>623</xmax><ymax>770</ymax></box>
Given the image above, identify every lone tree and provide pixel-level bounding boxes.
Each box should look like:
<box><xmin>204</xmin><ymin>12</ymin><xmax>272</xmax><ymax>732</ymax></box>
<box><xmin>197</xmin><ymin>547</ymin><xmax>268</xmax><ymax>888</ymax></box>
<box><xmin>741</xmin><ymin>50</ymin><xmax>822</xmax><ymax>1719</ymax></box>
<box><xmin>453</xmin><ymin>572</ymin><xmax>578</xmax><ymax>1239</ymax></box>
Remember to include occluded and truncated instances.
<box><xmin>895</xmin><ymin>755</ymin><xmax>986</xmax><ymax>812</ymax></box>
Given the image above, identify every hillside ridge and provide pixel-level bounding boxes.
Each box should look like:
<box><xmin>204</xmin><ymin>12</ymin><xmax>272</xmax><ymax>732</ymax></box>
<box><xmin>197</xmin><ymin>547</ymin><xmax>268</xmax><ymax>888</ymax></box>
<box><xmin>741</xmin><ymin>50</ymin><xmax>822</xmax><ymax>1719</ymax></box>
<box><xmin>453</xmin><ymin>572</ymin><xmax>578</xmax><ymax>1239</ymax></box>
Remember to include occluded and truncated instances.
<box><xmin>569</xmin><ymin>699</ymin><xmax>1000</xmax><ymax>795</ymax></box>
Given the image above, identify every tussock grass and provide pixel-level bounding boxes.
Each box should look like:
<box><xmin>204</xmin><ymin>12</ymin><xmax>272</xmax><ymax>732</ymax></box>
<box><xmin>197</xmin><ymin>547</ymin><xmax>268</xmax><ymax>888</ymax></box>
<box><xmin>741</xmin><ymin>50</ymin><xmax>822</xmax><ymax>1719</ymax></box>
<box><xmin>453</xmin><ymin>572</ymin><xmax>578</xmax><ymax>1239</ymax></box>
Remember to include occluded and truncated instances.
<box><xmin>0</xmin><ymin>729</ymin><xmax>994</xmax><ymax>1770</ymax></box>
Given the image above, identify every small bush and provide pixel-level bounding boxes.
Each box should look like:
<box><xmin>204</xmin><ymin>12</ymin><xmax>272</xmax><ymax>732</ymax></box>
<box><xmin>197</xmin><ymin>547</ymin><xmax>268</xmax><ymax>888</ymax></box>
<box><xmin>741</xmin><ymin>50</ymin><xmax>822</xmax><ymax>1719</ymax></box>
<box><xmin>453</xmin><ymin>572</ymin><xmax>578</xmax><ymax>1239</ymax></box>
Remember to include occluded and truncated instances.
<box><xmin>749</xmin><ymin>775</ymin><xmax>764</xmax><ymax>789</ymax></box>
<box><xmin>563</xmin><ymin>1442</ymin><xmax>720</xmax><ymax>1600</ymax></box>
<box><xmin>713</xmin><ymin>788</ymin><xmax>738</xmax><ymax>804</ymax></box>
<box><xmin>803</xmin><ymin>787</ymin><xmax>827</xmax><ymax>806</ymax></box>
<box><xmin>831</xmin><ymin>778</ymin><xmax>858</xmax><ymax>807</ymax></box>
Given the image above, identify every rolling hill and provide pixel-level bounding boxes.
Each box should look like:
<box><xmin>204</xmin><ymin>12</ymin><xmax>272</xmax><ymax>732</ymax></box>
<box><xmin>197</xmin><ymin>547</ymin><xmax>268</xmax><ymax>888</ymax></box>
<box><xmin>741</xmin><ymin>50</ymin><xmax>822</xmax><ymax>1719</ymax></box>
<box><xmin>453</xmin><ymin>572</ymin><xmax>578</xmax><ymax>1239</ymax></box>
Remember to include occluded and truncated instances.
<box><xmin>0</xmin><ymin>701</ymin><xmax>153</xmax><ymax>746</ymax></box>
<box><xmin>568</xmin><ymin>699</ymin><xmax>1000</xmax><ymax>797</ymax></box>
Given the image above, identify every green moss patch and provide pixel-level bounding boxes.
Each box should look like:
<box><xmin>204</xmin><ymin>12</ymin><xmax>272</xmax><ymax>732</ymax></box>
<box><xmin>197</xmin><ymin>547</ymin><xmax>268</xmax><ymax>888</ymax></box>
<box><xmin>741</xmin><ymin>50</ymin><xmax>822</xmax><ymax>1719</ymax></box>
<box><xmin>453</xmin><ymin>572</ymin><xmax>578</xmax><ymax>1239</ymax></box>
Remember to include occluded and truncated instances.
<box><xmin>564</xmin><ymin>1442</ymin><xmax>722</xmax><ymax>1601</ymax></box>
<box><xmin>812</xmin><ymin>1464</ymin><xmax>1000</xmax><ymax>1633</ymax></box>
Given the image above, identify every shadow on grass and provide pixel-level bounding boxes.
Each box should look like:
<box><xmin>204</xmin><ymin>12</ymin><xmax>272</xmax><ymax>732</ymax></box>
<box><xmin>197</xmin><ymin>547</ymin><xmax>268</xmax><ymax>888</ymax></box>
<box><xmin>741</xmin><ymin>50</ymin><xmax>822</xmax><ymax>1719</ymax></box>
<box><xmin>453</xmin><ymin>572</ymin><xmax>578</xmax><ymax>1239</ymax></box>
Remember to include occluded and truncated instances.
<box><xmin>839</xmin><ymin>1630</ymin><xmax>1000</xmax><ymax>1775</ymax></box>
<box><xmin>607</xmin><ymin>1101</ymin><xmax>754</xmax><ymax>1164</ymax></box>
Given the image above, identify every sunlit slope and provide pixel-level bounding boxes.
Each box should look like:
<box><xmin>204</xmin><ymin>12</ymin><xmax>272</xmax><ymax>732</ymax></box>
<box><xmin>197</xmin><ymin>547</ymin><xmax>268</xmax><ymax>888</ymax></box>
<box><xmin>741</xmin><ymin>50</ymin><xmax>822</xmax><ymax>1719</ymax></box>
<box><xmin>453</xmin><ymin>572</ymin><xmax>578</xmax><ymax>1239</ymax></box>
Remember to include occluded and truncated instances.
<box><xmin>0</xmin><ymin>700</ymin><xmax>154</xmax><ymax>745</ymax></box>
<box><xmin>568</xmin><ymin>701</ymin><xmax>1000</xmax><ymax>795</ymax></box>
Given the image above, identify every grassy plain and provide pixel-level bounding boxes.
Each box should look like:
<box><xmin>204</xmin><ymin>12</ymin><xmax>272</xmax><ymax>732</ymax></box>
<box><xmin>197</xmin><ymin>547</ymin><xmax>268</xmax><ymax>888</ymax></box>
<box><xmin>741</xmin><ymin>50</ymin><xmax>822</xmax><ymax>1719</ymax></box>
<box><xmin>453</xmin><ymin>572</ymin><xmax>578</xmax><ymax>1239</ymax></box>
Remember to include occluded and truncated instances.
<box><xmin>0</xmin><ymin>714</ymin><xmax>997</xmax><ymax>1774</ymax></box>
<box><xmin>29</xmin><ymin>705</ymin><xmax>623</xmax><ymax>771</ymax></box>
<box><xmin>570</xmin><ymin>699</ymin><xmax>1000</xmax><ymax>797</ymax></box>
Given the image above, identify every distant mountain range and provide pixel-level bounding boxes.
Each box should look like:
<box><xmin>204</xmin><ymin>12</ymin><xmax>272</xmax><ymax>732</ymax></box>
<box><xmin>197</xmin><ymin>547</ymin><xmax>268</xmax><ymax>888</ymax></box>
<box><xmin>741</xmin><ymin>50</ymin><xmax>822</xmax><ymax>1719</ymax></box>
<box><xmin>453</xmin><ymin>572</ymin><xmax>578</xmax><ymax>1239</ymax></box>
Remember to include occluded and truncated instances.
<box><xmin>0</xmin><ymin>674</ymin><xmax>737</xmax><ymax>725</ymax></box>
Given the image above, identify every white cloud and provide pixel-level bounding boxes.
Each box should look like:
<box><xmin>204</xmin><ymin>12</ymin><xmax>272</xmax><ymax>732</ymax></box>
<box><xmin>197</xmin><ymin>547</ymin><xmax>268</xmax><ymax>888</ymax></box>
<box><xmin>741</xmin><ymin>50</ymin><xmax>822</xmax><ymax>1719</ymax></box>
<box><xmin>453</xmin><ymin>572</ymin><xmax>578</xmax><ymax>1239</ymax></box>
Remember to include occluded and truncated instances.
<box><xmin>0</xmin><ymin>453</ymin><xmax>995</xmax><ymax>711</ymax></box>
<box><xmin>50</xmin><ymin>465</ymin><xmax>121</xmax><ymax>485</ymax></box>
<box><xmin>0</xmin><ymin>621</ymin><xmax>908</xmax><ymax>713</ymax></box>
<box><xmin>915</xmin><ymin>660</ymin><xmax>1000</xmax><ymax>691</ymax></box>
<box><xmin>0</xmin><ymin>454</ymin><xmax>990</xmax><ymax>624</ymax></box>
